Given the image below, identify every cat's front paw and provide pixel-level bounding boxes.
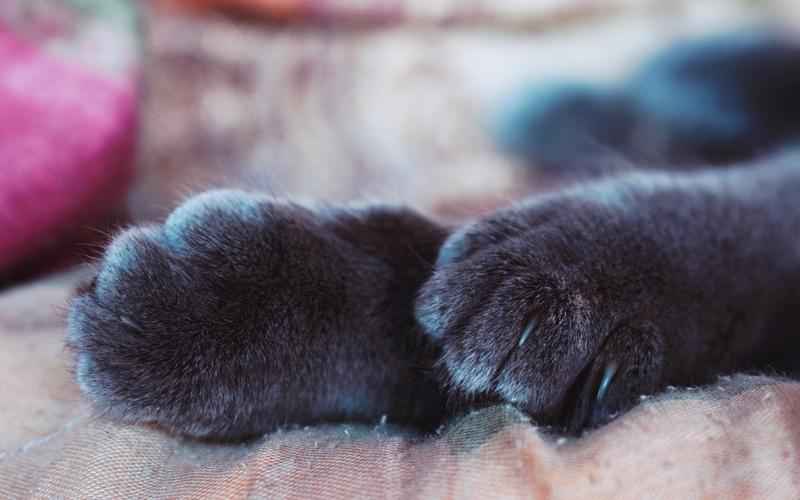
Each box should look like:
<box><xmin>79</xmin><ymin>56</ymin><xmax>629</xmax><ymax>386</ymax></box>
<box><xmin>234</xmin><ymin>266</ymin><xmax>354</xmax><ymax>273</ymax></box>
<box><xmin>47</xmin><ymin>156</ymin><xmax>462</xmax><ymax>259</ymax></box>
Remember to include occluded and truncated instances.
<box><xmin>416</xmin><ymin>191</ymin><xmax>673</xmax><ymax>433</ymax></box>
<box><xmin>68</xmin><ymin>190</ymin><xmax>327</xmax><ymax>438</ymax></box>
<box><xmin>68</xmin><ymin>190</ymin><xmax>447</xmax><ymax>439</ymax></box>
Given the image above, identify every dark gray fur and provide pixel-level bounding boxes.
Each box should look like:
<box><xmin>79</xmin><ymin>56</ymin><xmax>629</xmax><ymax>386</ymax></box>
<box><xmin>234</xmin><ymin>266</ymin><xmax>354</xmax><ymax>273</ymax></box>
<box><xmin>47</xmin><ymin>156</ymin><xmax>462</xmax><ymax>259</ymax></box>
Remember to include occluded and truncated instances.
<box><xmin>68</xmin><ymin>194</ymin><xmax>448</xmax><ymax>439</ymax></box>
<box><xmin>69</xmin><ymin>31</ymin><xmax>800</xmax><ymax>439</ymax></box>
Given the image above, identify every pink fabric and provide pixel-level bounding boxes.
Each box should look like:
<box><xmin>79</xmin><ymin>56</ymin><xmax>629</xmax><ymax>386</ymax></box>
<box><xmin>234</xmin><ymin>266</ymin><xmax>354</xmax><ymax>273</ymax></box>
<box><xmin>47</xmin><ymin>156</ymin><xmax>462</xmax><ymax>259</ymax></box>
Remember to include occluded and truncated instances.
<box><xmin>0</xmin><ymin>27</ymin><xmax>136</xmax><ymax>274</ymax></box>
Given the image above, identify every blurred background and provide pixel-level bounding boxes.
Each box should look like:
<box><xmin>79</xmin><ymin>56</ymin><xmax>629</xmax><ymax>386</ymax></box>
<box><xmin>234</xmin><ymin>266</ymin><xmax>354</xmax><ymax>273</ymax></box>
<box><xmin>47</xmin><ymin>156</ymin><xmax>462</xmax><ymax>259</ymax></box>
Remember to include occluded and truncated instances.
<box><xmin>0</xmin><ymin>0</ymin><xmax>799</xmax><ymax>287</ymax></box>
<box><xmin>1</xmin><ymin>0</ymin><xmax>799</xmax><ymax>288</ymax></box>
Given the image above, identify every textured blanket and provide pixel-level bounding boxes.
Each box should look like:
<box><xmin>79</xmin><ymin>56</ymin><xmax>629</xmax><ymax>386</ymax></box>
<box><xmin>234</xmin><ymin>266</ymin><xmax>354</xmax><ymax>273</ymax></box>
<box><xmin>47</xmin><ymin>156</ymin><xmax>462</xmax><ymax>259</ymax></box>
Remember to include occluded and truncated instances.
<box><xmin>3</xmin><ymin>272</ymin><xmax>800</xmax><ymax>497</ymax></box>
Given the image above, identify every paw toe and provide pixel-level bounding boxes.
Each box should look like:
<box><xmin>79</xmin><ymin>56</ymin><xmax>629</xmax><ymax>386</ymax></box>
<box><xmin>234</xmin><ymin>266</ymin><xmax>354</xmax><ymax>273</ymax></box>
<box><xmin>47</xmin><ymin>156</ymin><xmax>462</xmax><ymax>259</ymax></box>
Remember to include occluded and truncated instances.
<box><xmin>163</xmin><ymin>189</ymin><xmax>267</xmax><ymax>254</ymax></box>
<box><xmin>94</xmin><ymin>226</ymin><xmax>167</xmax><ymax>301</ymax></box>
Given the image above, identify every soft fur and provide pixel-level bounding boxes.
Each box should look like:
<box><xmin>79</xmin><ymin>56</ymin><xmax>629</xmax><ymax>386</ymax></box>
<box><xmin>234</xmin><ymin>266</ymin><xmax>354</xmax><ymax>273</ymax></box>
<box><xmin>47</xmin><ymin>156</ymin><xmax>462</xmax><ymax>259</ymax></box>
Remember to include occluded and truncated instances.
<box><xmin>69</xmin><ymin>30</ymin><xmax>800</xmax><ymax>439</ymax></box>
<box><xmin>496</xmin><ymin>30</ymin><xmax>800</xmax><ymax>172</ymax></box>
<box><xmin>68</xmin><ymin>196</ymin><xmax>447</xmax><ymax>439</ymax></box>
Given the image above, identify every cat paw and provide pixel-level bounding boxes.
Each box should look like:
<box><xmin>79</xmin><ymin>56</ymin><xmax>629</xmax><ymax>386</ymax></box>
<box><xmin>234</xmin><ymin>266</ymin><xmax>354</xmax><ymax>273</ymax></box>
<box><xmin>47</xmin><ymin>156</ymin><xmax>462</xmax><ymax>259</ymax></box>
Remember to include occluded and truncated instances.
<box><xmin>68</xmin><ymin>190</ymin><xmax>446</xmax><ymax>439</ymax></box>
<box><xmin>415</xmin><ymin>189</ymin><xmax>673</xmax><ymax>433</ymax></box>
